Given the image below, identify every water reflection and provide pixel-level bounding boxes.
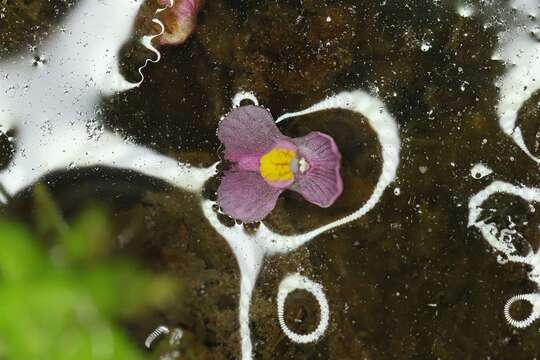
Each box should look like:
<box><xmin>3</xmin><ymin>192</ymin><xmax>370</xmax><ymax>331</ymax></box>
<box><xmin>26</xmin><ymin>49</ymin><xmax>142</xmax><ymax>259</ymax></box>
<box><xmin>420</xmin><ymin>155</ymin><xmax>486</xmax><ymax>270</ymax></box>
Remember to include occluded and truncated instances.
<box><xmin>0</xmin><ymin>0</ymin><xmax>213</xmax><ymax>204</ymax></box>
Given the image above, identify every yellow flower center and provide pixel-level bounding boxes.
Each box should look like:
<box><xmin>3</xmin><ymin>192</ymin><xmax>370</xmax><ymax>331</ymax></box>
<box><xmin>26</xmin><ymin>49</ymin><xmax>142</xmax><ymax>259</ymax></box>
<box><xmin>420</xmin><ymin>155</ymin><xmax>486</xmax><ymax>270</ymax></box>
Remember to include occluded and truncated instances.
<box><xmin>259</xmin><ymin>148</ymin><xmax>296</xmax><ymax>182</ymax></box>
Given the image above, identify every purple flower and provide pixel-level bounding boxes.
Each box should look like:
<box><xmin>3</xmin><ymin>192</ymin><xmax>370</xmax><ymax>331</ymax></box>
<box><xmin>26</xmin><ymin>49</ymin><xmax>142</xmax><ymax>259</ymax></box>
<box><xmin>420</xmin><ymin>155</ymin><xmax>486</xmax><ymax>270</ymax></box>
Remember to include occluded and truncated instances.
<box><xmin>217</xmin><ymin>105</ymin><xmax>343</xmax><ymax>223</ymax></box>
<box><xmin>158</xmin><ymin>0</ymin><xmax>203</xmax><ymax>46</ymax></box>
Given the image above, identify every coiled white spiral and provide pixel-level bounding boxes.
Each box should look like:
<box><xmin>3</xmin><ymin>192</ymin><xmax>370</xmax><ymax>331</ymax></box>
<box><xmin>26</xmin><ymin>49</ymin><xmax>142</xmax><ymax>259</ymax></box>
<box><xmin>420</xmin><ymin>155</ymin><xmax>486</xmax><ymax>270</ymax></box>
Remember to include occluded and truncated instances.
<box><xmin>136</xmin><ymin>0</ymin><xmax>175</xmax><ymax>86</ymax></box>
<box><xmin>503</xmin><ymin>293</ymin><xmax>540</xmax><ymax>328</ymax></box>
<box><xmin>145</xmin><ymin>325</ymin><xmax>170</xmax><ymax>348</ymax></box>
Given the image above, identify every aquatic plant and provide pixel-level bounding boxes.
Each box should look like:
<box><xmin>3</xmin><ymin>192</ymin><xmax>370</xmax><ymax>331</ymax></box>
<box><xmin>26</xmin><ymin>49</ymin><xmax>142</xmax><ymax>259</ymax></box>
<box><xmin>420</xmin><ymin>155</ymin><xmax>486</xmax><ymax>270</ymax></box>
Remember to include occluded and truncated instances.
<box><xmin>0</xmin><ymin>186</ymin><xmax>177</xmax><ymax>359</ymax></box>
<box><xmin>216</xmin><ymin>105</ymin><xmax>343</xmax><ymax>223</ymax></box>
<box><xmin>158</xmin><ymin>0</ymin><xmax>203</xmax><ymax>45</ymax></box>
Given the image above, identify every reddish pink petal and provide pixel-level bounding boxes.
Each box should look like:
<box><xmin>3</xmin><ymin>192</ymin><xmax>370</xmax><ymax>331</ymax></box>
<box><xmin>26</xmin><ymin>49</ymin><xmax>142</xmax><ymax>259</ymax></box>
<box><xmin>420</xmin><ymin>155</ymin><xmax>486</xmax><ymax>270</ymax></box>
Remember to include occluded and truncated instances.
<box><xmin>217</xmin><ymin>170</ymin><xmax>283</xmax><ymax>223</ymax></box>
<box><xmin>217</xmin><ymin>105</ymin><xmax>283</xmax><ymax>162</ymax></box>
<box><xmin>290</xmin><ymin>132</ymin><xmax>343</xmax><ymax>207</ymax></box>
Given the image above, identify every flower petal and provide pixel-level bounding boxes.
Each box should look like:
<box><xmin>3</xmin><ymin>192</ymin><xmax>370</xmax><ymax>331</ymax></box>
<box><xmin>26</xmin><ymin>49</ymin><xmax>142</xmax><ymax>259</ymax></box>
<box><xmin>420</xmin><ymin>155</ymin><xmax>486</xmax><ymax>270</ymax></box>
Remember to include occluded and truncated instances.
<box><xmin>158</xmin><ymin>0</ymin><xmax>203</xmax><ymax>46</ymax></box>
<box><xmin>290</xmin><ymin>132</ymin><xmax>343</xmax><ymax>207</ymax></box>
<box><xmin>217</xmin><ymin>170</ymin><xmax>283</xmax><ymax>223</ymax></box>
<box><xmin>218</xmin><ymin>105</ymin><xmax>283</xmax><ymax>162</ymax></box>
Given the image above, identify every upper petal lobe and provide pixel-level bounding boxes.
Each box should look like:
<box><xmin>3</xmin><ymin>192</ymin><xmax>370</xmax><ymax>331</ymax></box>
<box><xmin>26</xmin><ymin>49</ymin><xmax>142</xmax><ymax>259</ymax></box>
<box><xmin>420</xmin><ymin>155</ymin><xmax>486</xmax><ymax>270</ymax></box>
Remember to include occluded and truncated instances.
<box><xmin>217</xmin><ymin>106</ymin><xmax>283</xmax><ymax>162</ymax></box>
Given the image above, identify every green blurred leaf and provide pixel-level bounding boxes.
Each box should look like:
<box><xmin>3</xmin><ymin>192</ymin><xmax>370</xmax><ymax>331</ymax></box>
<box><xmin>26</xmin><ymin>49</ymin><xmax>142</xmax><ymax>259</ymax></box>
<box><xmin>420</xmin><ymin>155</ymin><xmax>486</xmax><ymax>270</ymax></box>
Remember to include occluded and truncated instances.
<box><xmin>0</xmin><ymin>203</ymin><xmax>180</xmax><ymax>359</ymax></box>
<box><xmin>32</xmin><ymin>184</ymin><xmax>68</xmax><ymax>239</ymax></box>
<box><xmin>60</xmin><ymin>207</ymin><xmax>111</xmax><ymax>262</ymax></box>
<box><xmin>0</xmin><ymin>220</ymin><xmax>46</xmax><ymax>281</ymax></box>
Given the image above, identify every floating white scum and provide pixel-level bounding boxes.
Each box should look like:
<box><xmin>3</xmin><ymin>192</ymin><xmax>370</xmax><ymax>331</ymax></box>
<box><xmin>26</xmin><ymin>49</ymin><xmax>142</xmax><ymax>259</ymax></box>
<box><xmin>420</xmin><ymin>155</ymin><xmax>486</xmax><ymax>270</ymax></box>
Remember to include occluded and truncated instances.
<box><xmin>493</xmin><ymin>0</ymin><xmax>540</xmax><ymax>162</ymax></box>
<box><xmin>469</xmin><ymin>181</ymin><xmax>540</xmax><ymax>330</ymax></box>
<box><xmin>0</xmin><ymin>1</ymin><xmax>400</xmax><ymax>359</ymax></box>
<box><xmin>0</xmin><ymin>0</ymin><xmax>215</xmax><ymax>204</ymax></box>
<box><xmin>465</xmin><ymin>0</ymin><xmax>540</xmax><ymax>333</ymax></box>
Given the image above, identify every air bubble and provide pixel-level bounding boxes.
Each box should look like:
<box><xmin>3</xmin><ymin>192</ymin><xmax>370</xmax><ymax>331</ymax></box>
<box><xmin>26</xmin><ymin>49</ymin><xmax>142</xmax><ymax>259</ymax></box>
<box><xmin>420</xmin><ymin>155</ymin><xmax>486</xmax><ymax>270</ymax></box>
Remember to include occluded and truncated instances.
<box><xmin>470</xmin><ymin>163</ymin><xmax>493</xmax><ymax>179</ymax></box>
<box><xmin>420</xmin><ymin>42</ymin><xmax>432</xmax><ymax>52</ymax></box>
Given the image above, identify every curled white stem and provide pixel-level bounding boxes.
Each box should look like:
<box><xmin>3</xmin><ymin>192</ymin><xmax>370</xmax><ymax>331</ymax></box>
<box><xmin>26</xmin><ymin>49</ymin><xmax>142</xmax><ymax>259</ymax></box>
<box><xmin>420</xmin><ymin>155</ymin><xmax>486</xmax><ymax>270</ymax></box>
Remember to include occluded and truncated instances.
<box><xmin>145</xmin><ymin>325</ymin><xmax>171</xmax><ymax>348</ymax></box>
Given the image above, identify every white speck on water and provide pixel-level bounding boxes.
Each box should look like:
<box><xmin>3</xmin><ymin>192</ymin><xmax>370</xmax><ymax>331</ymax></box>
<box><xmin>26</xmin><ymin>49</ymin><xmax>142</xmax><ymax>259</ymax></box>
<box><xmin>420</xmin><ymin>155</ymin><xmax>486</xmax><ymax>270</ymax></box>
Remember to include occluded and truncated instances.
<box><xmin>457</xmin><ymin>4</ymin><xmax>475</xmax><ymax>18</ymax></box>
<box><xmin>532</xmin><ymin>26</ymin><xmax>540</xmax><ymax>41</ymax></box>
<box><xmin>420</xmin><ymin>41</ymin><xmax>432</xmax><ymax>52</ymax></box>
<box><xmin>471</xmin><ymin>163</ymin><xmax>493</xmax><ymax>179</ymax></box>
<box><xmin>419</xmin><ymin>166</ymin><xmax>428</xmax><ymax>174</ymax></box>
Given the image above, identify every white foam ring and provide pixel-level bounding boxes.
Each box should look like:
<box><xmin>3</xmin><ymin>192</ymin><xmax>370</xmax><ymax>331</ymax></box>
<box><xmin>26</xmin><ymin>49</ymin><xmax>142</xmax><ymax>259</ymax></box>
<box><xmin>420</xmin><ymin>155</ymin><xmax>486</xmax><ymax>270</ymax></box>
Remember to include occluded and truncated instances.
<box><xmin>504</xmin><ymin>293</ymin><xmax>540</xmax><ymax>328</ymax></box>
<box><xmin>276</xmin><ymin>274</ymin><xmax>330</xmax><ymax>344</ymax></box>
<box><xmin>493</xmin><ymin>0</ymin><xmax>540</xmax><ymax>162</ymax></box>
<box><xmin>469</xmin><ymin>180</ymin><xmax>540</xmax><ymax>329</ymax></box>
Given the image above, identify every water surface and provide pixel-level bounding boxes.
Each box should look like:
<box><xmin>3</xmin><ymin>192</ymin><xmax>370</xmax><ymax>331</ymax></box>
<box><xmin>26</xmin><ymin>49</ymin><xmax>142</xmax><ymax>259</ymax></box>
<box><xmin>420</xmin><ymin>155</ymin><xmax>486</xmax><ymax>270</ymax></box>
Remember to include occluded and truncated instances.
<box><xmin>1</xmin><ymin>0</ymin><xmax>540</xmax><ymax>359</ymax></box>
